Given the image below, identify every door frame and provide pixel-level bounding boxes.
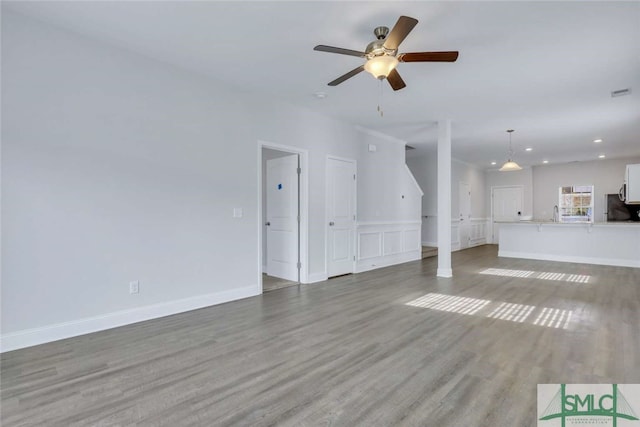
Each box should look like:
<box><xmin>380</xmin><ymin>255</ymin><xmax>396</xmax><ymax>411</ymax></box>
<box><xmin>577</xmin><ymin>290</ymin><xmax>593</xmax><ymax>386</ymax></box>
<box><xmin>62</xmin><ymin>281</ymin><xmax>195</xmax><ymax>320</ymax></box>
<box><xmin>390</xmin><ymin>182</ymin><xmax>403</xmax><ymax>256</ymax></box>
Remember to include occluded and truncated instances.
<box><xmin>490</xmin><ymin>185</ymin><xmax>524</xmax><ymax>244</ymax></box>
<box><xmin>458</xmin><ymin>181</ymin><xmax>471</xmax><ymax>249</ymax></box>
<box><xmin>258</xmin><ymin>141</ymin><xmax>309</xmax><ymax>291</ymax></box>
<box><xmin>324</xmin><ymin>155</ymin><xmax>357</xmax><ymax>277</ymax></box>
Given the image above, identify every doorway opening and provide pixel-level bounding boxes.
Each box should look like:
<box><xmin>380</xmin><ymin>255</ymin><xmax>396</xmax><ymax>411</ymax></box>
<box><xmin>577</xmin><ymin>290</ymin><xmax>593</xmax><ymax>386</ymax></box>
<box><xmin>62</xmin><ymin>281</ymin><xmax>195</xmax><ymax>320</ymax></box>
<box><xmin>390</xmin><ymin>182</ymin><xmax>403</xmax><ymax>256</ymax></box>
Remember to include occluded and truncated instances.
<box><xmin>458</xmin><ymin>181</ymin><xmax>471</xmax><ymax>250</ymax></box>
<box><xmin>259</xmin><ymin>142</ymin><xmax>309</xmax><ymax>293</ymax></box>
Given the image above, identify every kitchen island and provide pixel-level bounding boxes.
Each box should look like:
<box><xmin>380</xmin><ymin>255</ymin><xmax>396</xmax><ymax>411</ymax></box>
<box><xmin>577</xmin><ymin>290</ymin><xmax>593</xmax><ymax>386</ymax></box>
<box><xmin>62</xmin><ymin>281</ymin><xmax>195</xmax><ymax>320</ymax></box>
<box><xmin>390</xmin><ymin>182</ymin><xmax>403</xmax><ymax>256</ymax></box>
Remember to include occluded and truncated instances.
<box><xmin>498</xmin><ymin>221</ymin><xmax>640</xmax><ymax>268</ymax></box>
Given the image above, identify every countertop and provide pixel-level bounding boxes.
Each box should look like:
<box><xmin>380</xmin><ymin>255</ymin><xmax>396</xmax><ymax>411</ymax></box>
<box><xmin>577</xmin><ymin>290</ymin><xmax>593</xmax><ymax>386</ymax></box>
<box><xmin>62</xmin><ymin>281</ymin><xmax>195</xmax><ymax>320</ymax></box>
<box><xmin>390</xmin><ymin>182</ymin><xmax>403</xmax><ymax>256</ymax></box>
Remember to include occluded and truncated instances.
<box><xmin>497</xmin><ymin>220</ymin><xmax>640</xmax><ymax>226</ymax></box>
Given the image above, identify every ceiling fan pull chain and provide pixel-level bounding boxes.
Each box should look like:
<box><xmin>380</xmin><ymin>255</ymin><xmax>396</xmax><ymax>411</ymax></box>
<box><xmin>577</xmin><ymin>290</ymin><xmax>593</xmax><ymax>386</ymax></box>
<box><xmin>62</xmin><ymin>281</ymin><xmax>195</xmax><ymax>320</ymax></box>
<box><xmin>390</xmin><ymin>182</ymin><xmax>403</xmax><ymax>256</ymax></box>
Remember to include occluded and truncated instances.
<box><xmin>378</xmin><ymin>79</ymin><xmax>384</xmax><ymax>117</ymax></box>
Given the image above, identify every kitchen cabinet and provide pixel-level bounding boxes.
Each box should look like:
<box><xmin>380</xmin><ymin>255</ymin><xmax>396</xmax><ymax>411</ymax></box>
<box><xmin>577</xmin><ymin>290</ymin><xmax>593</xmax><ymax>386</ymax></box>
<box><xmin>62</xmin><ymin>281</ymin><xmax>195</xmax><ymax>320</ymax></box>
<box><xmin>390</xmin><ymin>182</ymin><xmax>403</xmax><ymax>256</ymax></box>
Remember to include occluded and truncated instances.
<box><xmin>627</xmin><ymin>164</ymin><xmax>640</xmax><ymax>204</ymax></box>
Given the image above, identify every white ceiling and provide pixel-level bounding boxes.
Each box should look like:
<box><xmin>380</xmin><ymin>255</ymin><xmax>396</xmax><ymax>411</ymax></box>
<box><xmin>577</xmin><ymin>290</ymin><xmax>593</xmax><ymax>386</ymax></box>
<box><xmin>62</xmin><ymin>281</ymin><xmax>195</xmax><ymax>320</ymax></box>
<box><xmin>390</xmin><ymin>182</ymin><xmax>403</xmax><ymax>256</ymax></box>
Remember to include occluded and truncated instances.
<box><xmin>5</xmin><ymin>1</ymin><xmax>640</xmax><ymax>168</ymax></box>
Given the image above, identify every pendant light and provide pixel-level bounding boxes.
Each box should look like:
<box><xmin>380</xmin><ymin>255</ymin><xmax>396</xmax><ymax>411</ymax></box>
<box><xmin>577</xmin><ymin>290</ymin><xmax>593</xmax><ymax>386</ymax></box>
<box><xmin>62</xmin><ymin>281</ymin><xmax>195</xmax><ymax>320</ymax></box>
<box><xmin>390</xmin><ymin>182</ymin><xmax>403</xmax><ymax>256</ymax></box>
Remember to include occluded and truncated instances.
<box><xmin>499</xmin><ymin>129</ymin><xmax>522</xmax><ymax>172</ymax></box>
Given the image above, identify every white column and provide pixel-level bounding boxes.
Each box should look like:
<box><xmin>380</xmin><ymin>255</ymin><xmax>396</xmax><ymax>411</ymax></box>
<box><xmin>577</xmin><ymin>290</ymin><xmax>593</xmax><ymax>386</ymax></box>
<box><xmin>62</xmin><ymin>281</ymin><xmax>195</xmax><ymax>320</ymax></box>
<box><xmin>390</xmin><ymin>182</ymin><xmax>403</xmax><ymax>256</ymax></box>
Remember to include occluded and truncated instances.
<box><xmin>437</xmin><ymin>120</ymin><xmax>452</xmax><ymax>278</ymax></box>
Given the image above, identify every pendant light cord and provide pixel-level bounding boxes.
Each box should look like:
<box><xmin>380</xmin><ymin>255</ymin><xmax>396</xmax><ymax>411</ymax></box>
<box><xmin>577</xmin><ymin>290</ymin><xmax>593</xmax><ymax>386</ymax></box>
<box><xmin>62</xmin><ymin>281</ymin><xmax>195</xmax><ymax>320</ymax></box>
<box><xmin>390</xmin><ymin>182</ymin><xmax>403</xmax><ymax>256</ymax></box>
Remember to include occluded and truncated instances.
<box><xmin>507</xmin><ymin>129</ymin><xmax>514</xmax><ymax>159</ymax></box>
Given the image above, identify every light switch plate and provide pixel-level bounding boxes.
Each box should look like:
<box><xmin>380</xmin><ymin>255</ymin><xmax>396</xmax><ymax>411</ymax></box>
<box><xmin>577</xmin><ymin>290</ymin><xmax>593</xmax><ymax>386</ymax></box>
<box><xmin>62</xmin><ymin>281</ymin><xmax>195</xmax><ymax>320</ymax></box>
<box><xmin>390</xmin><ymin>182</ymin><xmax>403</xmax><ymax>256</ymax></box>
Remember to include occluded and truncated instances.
<box><xmin>233</xmin><ymin>208</ymin><xmax>243</xmax><ymax>218</ymax></box>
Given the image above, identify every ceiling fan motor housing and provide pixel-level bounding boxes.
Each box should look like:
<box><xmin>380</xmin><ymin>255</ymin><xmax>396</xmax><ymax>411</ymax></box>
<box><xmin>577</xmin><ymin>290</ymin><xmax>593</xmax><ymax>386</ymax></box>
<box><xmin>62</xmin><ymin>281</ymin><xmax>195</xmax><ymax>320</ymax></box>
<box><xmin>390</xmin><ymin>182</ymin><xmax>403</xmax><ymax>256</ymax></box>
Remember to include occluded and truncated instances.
<box><xmin>366</xmin><ymin>26</ymin><xmax>397</xmax><ymax>58</ymax></box>
<box><xmin>374</xmin><ymin>26</ymin><xmax>389</xmax><ymax>40</ymax></box>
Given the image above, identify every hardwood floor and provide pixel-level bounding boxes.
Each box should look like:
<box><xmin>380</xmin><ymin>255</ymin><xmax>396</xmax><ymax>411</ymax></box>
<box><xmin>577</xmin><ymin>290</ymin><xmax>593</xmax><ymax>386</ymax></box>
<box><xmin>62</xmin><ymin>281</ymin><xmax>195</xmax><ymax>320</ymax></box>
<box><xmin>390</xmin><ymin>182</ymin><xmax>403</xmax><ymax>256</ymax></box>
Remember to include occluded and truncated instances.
<box><xmin>421</xmin><ymin>245</ymin><xmax>438</xmax><ymax>259</ymax></box>
<box><xmin>2</xmin><ymin>245</ymin><xmax>639</xmax><ymax>426</ymax></box>
<box><xmin>262</xmin><ymin>274</ymin><xmax>298</xmax><ymax>293</ymax></box>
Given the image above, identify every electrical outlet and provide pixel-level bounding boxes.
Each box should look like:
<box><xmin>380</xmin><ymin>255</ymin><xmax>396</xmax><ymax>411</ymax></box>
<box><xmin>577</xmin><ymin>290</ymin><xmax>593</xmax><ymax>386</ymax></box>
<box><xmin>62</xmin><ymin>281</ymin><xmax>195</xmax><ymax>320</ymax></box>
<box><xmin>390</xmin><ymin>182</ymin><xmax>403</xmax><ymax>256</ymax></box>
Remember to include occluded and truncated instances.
<box><xmin>129</xmin><ymin>280</ymin><xmax>139</xmax><ymax>294</ymax></box>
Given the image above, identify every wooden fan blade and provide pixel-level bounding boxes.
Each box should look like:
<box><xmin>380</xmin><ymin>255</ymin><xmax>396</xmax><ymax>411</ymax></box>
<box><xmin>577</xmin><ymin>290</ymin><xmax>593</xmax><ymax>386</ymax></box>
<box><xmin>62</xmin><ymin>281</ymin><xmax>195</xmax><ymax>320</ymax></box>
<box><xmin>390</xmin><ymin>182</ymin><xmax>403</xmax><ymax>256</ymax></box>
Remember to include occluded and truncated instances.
<box><xmin>383</xmin><ymin>16</ymin><xmax>418</xmax><ymax>50</ymax></box>
<box><xmin>328</xmin><ymin>65</ymin><xmax>365</xmax><ymax>86</ymax></box>
<box><xmin>398</xmin><ymin>51</ymin><xmax>459</xmax><ymax>62</ymax></box>
<box><xmin>386</xmin><ymin>69</ymin><xmax>406</xmax><ymax>91</ymax></box>
<box><xmin>314</xmin><ymin>45</ymin><xmax>366</xmax><ymax>57</ymax></box>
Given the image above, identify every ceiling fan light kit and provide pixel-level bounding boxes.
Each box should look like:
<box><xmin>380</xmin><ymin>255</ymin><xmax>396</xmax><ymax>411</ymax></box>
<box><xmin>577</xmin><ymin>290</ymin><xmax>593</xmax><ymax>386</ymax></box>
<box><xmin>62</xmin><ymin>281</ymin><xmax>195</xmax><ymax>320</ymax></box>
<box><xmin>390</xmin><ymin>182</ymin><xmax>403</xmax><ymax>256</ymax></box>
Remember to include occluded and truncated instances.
<box><xmin>499</xmin><ymin>129</ymin><xmax>523</xmax><ymax>172</ymax></box>
<box><xmin>313</xmin><ymin>15</ymin><xmax>458</xmax><ymax>91</ymax></box>
<box><xmin>364</xmin><ymin>55</ymin><xmax>398</xmax><ymax>79</ymax></box>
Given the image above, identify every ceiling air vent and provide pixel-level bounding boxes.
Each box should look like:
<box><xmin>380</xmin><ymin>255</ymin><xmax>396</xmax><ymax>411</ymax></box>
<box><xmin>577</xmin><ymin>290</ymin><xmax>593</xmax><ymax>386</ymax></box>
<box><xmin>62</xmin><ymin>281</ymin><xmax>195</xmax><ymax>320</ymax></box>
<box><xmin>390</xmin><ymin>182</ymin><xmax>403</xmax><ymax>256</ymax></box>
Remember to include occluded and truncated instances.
<box><xmin>405</xmin><ymin>145</ymin><xmax>416</xmax><ymax>150</ymax></box>
<box><xmin>611</xmin><ymin>88</ymin><xmax>631</xmax><ymax>97</ymax></box>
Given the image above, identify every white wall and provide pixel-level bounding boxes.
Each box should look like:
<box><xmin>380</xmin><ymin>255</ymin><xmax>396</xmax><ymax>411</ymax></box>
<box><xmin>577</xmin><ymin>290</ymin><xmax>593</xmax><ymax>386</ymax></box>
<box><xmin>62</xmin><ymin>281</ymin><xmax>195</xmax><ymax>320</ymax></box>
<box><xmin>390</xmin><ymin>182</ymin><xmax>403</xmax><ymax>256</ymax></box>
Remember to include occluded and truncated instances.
<box><xmin>453</xmin><ymin>159</ymin><xmax>486</xmax><ymax>219</ymax></box>
<box><xmin>406</xmin><ymin>151</ymin><xmax>437</xmax><ymax>219</ymax></box>
<box><xmin>406</xmin><ymin>151</ymin><xmax>486</xmax><ymax>245</ymax></box>
<box><xmin>357</xmin><ymin>132</ymin><xmax>422</xmax><ymax>223</ymax></box>
<box><xmin>1</xmin><ymin>11</ymin><xmax>417</xmax><ymax>349</ymax></box>
<box><xmin>354</xmin><ymin>134</ymin><xmax>423</xmax><ymax>272</ymax></box>
<box><xmin>532</xmin><ymin>157</ymin><xmax>640</xmax><ymax>222</ymax></box>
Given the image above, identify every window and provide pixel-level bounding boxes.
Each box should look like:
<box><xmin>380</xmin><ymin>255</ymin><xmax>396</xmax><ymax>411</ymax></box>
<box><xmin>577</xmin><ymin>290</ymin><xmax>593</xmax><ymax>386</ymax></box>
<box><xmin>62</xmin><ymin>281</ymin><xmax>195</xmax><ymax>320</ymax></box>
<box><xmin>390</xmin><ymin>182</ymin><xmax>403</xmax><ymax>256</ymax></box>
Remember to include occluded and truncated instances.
<box><xmin>559</xmin><ymin>185</ymin><xmax>594</xmax><ymax>223</ymax></box>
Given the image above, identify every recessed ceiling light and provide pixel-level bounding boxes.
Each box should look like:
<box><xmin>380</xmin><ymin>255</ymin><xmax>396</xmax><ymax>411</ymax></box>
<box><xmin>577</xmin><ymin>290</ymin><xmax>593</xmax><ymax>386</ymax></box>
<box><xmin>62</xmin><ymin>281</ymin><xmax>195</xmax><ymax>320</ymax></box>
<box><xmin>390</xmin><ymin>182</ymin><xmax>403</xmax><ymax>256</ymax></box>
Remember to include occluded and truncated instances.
<box><xmin>543</xmin><ymin>160</ymin><xmax>549</xmax><ymax>164</ymax></box>
<box><xmin>313</xmin><ymin>91</ymin><xmax>327</xmax><ymax>99</ymax></box>
<box><xmin>599</xmin><ymin>154</ymin><xmax>606</xmax><ymax>159</ymax></box>
<box><xmin>593</xmin><ymin>139</ymin><xmax>603</xmax><ymax>143</ymax></box>
<box><xmin>525</xmin><ymin>147</ymin><xmax>533</xmax><ymax>152</ymax></box>
<box><xmin>491</xmin><ymin>161</ymin><xmax>497</xmax><ymax>165</ymax></box>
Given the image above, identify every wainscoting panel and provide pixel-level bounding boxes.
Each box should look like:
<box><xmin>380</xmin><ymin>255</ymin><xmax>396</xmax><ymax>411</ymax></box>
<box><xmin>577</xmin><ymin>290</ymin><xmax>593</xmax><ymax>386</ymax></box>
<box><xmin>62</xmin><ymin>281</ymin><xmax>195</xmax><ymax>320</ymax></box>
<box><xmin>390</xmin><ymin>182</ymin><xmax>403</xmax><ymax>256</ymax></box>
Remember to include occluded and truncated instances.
<box><xmin>451</xmin><ymin>219</ymin><xmax>461</xmax><ymax>251</ymax></box>
<box><xmin>470</xmin><ymin>218</ymin><xmax>488</xmax><ymax>247</ymax></box>
<box><xmin>359</xmin><ymin>232</ymin><xmax>382</xmax><ymax>260</ymax></box>
<box><xmin>383</xmin><ymin>231</ymin><xmax>403</xmax><ymax>256</ymax></box>
<box><xmin>403</xmin><ymin>229</ymin><xmax>421</xmax><ymax>252</ymax></box>
<box><xmin>421</xmin><ymin>217</ymin><xmax>489</xmax><ymax>250</ymax></box>
<box><xmin>357</xmin><ymin>221</ymin><xmax>422</xmax><ymax>273</ymax></box>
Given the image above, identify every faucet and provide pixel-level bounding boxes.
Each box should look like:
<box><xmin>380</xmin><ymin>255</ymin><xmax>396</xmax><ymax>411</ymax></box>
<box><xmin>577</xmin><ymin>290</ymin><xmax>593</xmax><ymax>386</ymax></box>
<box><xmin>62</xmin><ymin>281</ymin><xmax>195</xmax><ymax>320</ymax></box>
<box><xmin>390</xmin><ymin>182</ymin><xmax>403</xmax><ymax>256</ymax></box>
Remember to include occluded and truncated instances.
<box><xmin>552</xmin><ymin>205</ymin><xmax>559</xmax><ymax>222</ymax></box>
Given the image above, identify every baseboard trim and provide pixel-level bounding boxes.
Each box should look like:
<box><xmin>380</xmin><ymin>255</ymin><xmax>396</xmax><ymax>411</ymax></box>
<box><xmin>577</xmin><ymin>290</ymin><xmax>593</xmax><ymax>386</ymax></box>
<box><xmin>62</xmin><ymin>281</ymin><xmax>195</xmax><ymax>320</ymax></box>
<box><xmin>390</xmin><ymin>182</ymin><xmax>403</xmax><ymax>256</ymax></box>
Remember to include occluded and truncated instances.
<box><xmin>0</xmin><ymin>285</ymin><xmax>259</xmax><ymax>353</ymax></box>
<box><xmin>355</xmin><ymin>252</ymin><xmax>421</xmax><ymax>274</ymax></box>
<box><xmin>437</xmin><ymin>268</ymin><xmax>453</xmax><ymax>278</ymax></box>
<box><xmin>305</xmin><ymin>272</ymin><xmax>328</xmax><ymax>284</ymax></box>
<box><xmin>498</xmin><ymin>250</ymin><xmax>640</xmax><ymax>268</ymax></box>
<box><xmin>422</xmin><ymin>241</ymin><xmax>437</xmax><ymax>247</ymax></box>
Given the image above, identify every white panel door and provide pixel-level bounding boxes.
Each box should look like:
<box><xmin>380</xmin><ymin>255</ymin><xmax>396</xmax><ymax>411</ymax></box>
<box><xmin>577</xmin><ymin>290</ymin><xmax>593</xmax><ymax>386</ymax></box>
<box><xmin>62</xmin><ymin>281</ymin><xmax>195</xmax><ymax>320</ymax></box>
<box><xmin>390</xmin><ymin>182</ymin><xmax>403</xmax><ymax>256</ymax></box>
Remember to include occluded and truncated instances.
<box><xmin>492</xmin><ymin>186</ymin><xmax>523</xmax><ymax>244</ymax></box>
<box><xmin>459</xmin><ymin>182</ymin><xmax>471</xmax><ymax>249</ymax></box>
<box><xmin>266</xmin><ymin>154</ymin><xmax>299</xmax><ymax>281</ymax></box>
<box><xmin>327</xmin><ymin>157</ymin><xmax>356</xmax><ymax>277</ymax></box>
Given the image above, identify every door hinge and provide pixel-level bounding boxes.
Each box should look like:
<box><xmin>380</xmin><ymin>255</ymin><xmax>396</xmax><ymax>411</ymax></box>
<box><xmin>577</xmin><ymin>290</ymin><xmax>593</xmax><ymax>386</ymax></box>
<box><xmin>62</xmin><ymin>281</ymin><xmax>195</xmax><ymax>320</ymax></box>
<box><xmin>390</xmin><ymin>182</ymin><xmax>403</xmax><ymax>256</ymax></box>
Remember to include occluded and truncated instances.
<box><xmin>353</xmin><ymin>255</ymin><xmax>356</xmax><ymax>261</ymax></box>
<box><xmin>297</xmin><ymin>167</ymin><xmax>301</xmax><ymax>175</ymax></box>
<box><xmin>297</xmin><ymin>262</ymin><xmax>302</xmax><ymax>269</ymax></box>
<box><xmin>353</xmin><ymin>174</ymin><xmax>356</xmax><ymax>180</ymax></box>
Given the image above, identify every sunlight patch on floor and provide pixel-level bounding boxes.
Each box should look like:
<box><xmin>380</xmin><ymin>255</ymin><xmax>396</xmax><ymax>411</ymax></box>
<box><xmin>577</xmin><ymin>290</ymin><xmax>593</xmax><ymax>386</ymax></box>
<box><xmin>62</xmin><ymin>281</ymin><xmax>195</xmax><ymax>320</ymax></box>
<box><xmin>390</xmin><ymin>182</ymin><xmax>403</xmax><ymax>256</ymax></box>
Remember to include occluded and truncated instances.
<box><xmin>480</xmin><ymin>268</ymin><xmax>534</xmax><ymax>278</ymax></box>
<box><xmin>532</xmin><ymin>307</ymin><xmax>572</xmax><ymax>329</ymax></box>
<box><xmin>480</xmin><ymin>268</ymin><xmax>590</xmax><ymax>284</ymax></box>
<box><xmin>405</xmin><ymin>293</ymin><xmax>572</xmax><ymax>329</ymax></box>
<box><xmin>405</xmin><ymin>293</ymin><xmax>490</xmax><ymax>315</ymax></box>
<box><xmin>487</xmin><ymin>302</ymin><xmax>535</xmax><ymax>323</ymax></box>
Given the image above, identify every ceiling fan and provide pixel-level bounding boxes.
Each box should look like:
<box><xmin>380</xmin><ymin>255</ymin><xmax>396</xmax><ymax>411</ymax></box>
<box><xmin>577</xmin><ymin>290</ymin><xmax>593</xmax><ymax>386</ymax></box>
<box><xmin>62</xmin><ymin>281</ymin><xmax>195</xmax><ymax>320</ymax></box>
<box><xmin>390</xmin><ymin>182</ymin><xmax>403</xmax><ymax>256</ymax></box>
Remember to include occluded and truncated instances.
<box><xmin>314</xmin><ymin>16</ymin><xmax>458</xmax><ymax>91</ymax></box>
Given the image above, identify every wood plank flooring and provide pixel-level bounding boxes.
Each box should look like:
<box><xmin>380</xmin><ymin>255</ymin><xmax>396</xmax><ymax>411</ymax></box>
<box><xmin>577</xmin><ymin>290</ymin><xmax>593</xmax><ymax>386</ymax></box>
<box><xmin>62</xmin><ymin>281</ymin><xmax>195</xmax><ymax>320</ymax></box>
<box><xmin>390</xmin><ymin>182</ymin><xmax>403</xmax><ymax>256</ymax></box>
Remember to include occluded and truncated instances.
<box><xmin>421</xmin><ymin>246</ymin><xmax>438</xmax><ymax>259</ymax></box>
<box><xmin>2</xmin><ymin>245</ymin><xmax>639</xmax><ymax>426</ymax></box>
<box><xmin>262</xmin><ymin>274</ymin><xmax>298</xmax><ymax>293</ymax></box>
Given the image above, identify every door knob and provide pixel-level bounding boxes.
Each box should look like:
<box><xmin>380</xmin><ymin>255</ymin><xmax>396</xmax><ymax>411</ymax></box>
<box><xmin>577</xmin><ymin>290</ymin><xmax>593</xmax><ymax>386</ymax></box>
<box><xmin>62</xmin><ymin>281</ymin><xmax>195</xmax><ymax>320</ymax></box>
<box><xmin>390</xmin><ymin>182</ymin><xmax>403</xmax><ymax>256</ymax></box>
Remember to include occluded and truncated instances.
<box><xmin>329</xmin><ymin>221</ymin><xmax>335</xmax><ymax>226</ymax></box>
<box><xmin>265</xmin><ymin>221</ymin><xmax>271</xmax><ymax>226</ymax></box>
